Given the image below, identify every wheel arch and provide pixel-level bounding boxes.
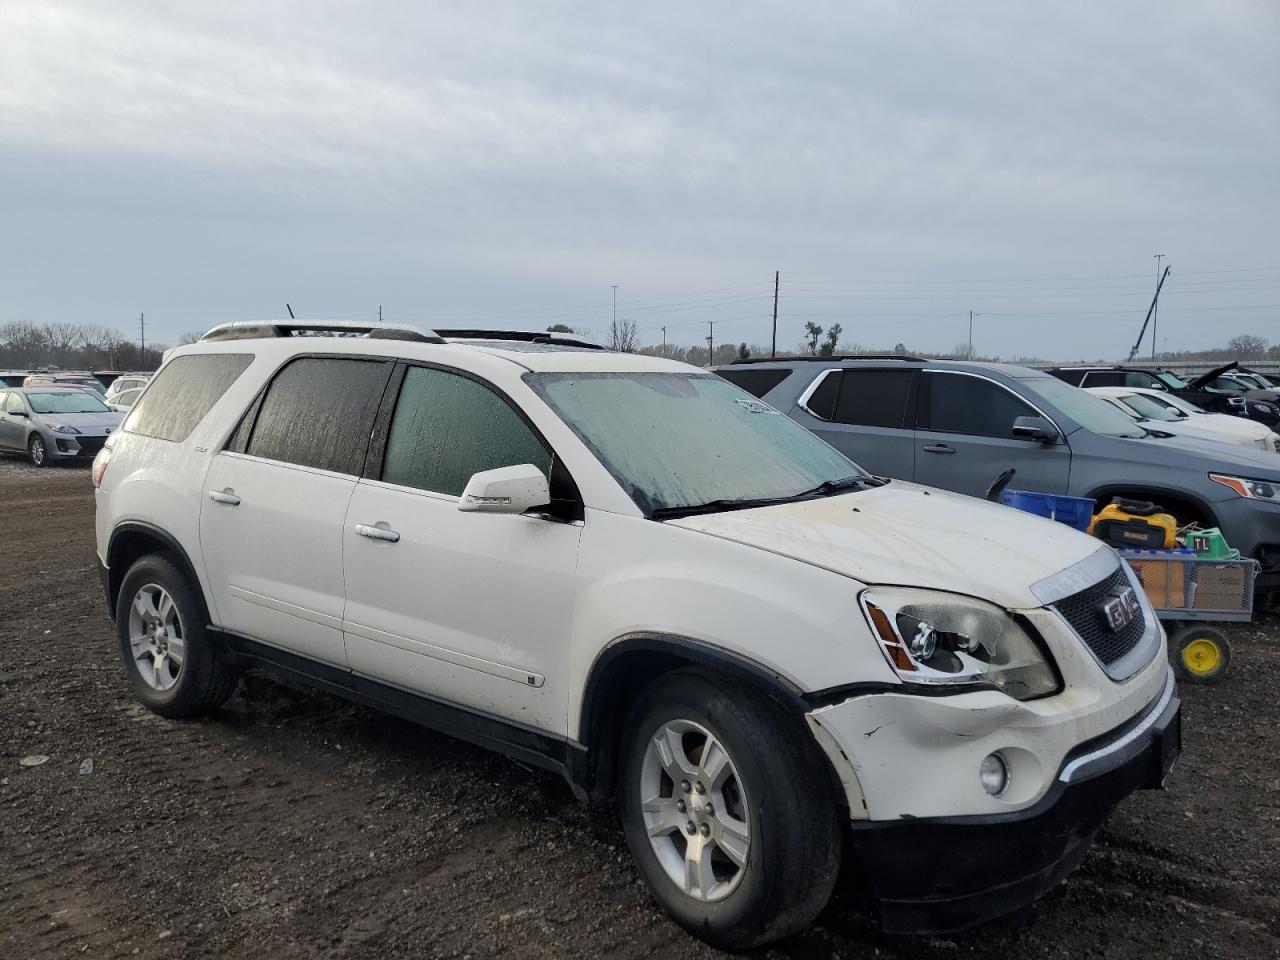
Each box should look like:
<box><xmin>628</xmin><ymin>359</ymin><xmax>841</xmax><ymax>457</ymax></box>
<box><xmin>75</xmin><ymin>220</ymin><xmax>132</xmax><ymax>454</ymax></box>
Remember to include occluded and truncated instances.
<box><xmin>1083</xmin><ymin>484</ymin><xmax>1220</xmax><ymax>529</ymax></box>
<box><xmin>106</xmin><ymin>522</ymin><xmax>212</xmax><ymax>625</ymax></box>
<box><xmin>572</xmin><ymin>634</ymin><xmax>816</xmax><ymax>801</ymax></box>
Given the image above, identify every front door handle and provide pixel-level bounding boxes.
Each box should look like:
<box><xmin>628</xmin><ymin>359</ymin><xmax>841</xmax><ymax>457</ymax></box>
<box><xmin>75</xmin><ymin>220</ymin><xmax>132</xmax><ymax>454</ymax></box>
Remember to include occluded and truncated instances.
<box><xmin>207</xmin><ymin>489</ymin><xmax>241</xmax><ymax>505</ymax></box>
<box><xmin>921</xmin><ymin>443</ymin><xmax>956</xmax><ymax>455</ymax></box>
<box><xmin>354</xmin><ymin>522</ymin><xmax>401</xmax><ymax>543</ymax></box>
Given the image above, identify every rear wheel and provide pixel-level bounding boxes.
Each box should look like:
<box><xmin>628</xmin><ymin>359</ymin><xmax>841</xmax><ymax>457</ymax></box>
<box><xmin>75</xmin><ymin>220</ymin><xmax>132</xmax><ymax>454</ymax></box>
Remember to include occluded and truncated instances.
<box><xmin>28</xmin><ymin>434</ymin><xmax>47</xmax><ymax>467</ymax></box>
<box><xmin>618</xmin><ymin>669</ymin><xmax>841</xmax><ymax>950</ymax></box>
<box><xmin>116</xmin><ymin>554</ymin><xmax>239</xmax><ymax>717</ymax></box>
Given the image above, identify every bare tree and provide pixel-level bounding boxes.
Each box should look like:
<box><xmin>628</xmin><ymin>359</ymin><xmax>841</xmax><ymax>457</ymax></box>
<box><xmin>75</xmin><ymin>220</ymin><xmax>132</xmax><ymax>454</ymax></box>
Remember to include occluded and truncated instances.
<box><xmin>607</xmin><ymin>316</ymin><xmax>639</xmax><ymax>352</ymax></box>
<box><xmin>1227</xmin><ymin>334</ymin><xmax>1267</xmax><ymax>358</ymax></box>
<box><xmin>177</xmin><ymin>330</ymin><xmax>205</xmax><ymax>345</ymax></box>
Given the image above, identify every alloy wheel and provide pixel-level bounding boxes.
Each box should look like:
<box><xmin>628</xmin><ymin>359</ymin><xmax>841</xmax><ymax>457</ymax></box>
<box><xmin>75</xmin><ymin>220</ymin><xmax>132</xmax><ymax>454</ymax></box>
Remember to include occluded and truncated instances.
<box><xmin>639</xmin><ymin>718</ymin><xmax>751</xmax><ymax>902</ymax></box>
<box><xmin>127</xmin><ymin>583</ymin><xmax>186</xmax><ymax>691</ymax></box>
<box><xmin>29</xmin><ymin>436</ymin><xmax>45</xmax><ymax>466</ymax></box>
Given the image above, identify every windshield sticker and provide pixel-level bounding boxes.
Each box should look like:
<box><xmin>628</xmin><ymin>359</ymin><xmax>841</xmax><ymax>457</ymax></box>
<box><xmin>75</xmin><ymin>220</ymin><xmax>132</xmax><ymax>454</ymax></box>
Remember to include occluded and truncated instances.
<box><xmin>734</xmin><ymin>398</ymin><xmax>780</xmax><ymax>414</ymax></box>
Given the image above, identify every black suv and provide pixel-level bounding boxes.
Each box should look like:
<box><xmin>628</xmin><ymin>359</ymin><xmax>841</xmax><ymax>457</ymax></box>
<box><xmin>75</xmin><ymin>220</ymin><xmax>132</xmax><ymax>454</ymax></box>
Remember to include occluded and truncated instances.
<box><xmin>1044</xmin><ymin>362</ymin><xmax>1280</xmax><ymax>427</ymax></box>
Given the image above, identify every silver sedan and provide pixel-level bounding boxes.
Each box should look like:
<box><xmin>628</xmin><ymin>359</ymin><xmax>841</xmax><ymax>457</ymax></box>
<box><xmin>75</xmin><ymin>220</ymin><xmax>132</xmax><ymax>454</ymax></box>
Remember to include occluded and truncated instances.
<box><xmin>0</xmin><ymin>386</ymin><xmax>124</xmax><ymax>466</ymax></box>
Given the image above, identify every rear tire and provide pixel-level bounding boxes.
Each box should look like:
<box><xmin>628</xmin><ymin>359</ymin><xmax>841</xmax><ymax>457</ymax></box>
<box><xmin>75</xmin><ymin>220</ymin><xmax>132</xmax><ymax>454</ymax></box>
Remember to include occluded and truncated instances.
<box><xmin>116</xmin><ymin>554</ymin><xmax>238</xmax><ymax>717</ymax></box>
<box><xmin>28</xmin><ymin>434</ymin><xmax>47</xmax><ymax>467</ymax></box>
<box><xmin>618</xmin><ymin>669</ymin><xmax>841</xmax><ymax>950</ymax></box>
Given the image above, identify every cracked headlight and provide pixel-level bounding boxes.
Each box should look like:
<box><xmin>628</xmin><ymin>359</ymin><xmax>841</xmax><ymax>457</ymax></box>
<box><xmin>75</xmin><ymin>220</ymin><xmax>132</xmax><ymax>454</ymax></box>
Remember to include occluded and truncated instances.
<box><xmin>860</xmin><ymin>588</ymin><xmax>1059</xmax><ymax>701</ymax></box>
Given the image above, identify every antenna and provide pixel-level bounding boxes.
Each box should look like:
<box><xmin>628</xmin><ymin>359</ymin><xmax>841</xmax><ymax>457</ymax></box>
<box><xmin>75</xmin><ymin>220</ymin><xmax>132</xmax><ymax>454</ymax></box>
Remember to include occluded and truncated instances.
<box><xmin>286</xmin><ymin>303</ymin><xmax>296</xmax><ymax>319</ymax></box>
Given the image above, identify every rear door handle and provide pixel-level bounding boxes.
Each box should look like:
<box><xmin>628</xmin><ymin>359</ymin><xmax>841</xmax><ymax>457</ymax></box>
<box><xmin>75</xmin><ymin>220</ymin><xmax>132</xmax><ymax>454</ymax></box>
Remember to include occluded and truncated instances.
<box><xmin>207</xmin><ymin>489</ymin><xmax>241</xmax><ymax>505</ymax></box>
<box><xmin>354</xmin><ymin>522</ymin><xmax>400</xmax><ymax>543</ymax></box>
<box><xmin>921</xmin><ymin>443</ymin><xmax>956</xmax><ymax>454</ymax></box>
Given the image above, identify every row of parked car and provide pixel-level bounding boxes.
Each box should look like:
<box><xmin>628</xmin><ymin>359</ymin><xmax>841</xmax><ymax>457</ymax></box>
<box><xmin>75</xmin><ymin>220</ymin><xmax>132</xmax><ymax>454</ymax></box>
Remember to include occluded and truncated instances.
<box><xmin>90</xmin><ymin>322</ymin><xmax>1274</xmax><ymax>949</ymax></box>
<box><xmin>0</xmin><ymin>372</ymin><xmax>151</xmax><ymax>465</ymax></box>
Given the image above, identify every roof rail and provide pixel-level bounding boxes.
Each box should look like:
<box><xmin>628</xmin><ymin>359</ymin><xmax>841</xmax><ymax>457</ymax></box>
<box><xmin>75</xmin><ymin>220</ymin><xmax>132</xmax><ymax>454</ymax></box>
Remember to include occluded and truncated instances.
<box><xmin>434</xmin><ymin>328</ymin><xmax>605</xmax><ymax>350</ymax></box>
<box><xmin>731</xmin><ymin>353</ymin><xmax>925</xmax><ymax>364</ymax></box>
<box><xmin>199</xmin><ymin>320</ymin><xmax>445</xmax><ymax>344</ymax></box>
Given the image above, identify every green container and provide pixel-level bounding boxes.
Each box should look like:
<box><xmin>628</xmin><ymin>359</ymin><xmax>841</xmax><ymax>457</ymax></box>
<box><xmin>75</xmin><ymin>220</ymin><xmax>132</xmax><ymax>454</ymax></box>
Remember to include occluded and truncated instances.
<box><xmin>1186</xmin><ymin>528</ymin><xmax>1241</xmax><ymax>561</ymax></box>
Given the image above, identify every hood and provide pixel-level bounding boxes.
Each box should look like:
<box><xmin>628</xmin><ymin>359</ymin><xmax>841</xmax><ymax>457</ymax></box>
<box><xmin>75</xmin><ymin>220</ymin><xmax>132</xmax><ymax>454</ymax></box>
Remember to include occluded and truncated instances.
<box><xmin>1140</xmin><ymin>430</ymin><xmax>1280</xmax><ymax>473</ymax></box>
<box><xmin>39</xmin><ymin>411</ymin><xmax>123</xmax><ymax>430</ymax></box>
<box><xmin>666</xmin><ymin>481</ymin><xmax>1109</xmax><ymax>609</ymax></box>
<box><xmin>1185</xmin><ymin>361</ymin><xmax>1239</xmax><ymax>391</ymax></box>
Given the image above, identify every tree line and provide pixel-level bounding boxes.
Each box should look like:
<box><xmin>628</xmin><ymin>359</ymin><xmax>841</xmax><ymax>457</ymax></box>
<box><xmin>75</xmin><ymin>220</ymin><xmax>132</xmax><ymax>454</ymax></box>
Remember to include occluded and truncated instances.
<box><xmin>0</xmin><ymin>321</ymin><xmax>171</xmax><ymax>372</ymax></box>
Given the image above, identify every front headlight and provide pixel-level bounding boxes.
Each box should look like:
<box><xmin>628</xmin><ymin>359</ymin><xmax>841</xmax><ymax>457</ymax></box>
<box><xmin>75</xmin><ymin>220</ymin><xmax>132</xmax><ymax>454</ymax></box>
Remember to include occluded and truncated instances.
<box><xmin>1250</xmin><ymin>401</ymin><xmax>1278</xmax><ymax>418</ymax></box>
<box><xmin>45</xmin><ymin>423</ymin><xmax>81</xmax><ymax>435</ymax></box>
<box><xmin>1210</xmin><ymin>473</ymin><xmax>1280</xmax><ymax>502</ymax></box>
<box><xmin>861</xmin><ymin>588</ymin><xmax>1059</xmax><ymax>701</ymax></box>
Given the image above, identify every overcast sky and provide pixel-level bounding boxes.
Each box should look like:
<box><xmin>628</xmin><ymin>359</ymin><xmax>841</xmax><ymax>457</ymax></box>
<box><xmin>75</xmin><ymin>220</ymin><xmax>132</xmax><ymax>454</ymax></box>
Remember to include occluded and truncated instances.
<box><xmin>2</xmin><ymin>1</ymin><xmax>1277</xmax><ymax>359</ymax></box>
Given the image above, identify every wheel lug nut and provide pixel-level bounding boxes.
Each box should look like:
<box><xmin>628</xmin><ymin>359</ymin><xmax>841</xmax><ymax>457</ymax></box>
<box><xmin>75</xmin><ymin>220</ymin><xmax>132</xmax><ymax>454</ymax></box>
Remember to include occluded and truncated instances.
<box><xmin>686</xmin><ymin>822</ymin><xmax>696</xmax><ymax>835</ymax></box>
<box><xmin>694</xmin><ymin>782</ymin><xmax>706</xmax><ymax>795</ymax></box>
<box><xmin>705</xmin><ymin>804</ymin><xmax>714</xmax><ymax>817</ymax></box>
<box><xmin>699</xmin><ymin>823</ymin><xmax>711</xmax><ymax>837</ymax></box>
<box><xmin>680</xmin><ymin>780</ymin><xmax>691</xmax><ymax>794</ymax></box>
<box><xmin>676</xmin><ymin>800</ymin><xmax>686</xmax><ymax>813</ymax></box>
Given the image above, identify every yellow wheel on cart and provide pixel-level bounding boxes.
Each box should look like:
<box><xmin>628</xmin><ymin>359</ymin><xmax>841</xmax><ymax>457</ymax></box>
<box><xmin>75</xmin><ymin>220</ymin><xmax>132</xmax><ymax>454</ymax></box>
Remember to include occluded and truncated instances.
<box><xmin>1169</xmin><ymin>625</ymin><xmax>1231</xmax><ymax>684</ymax></box>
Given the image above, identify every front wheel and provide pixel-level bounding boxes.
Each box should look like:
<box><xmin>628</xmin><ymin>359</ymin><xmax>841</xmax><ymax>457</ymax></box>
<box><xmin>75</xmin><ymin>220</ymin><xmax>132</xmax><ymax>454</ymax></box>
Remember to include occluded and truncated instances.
<box><xmin>619</xmin><ymin>670</ymin><xmax>841</xmax><ymax>950</ymax></box>
<box><xmin>28</xmin><ymin>434</ymin><xmax>47</xmax><ymax>467</ymax></box>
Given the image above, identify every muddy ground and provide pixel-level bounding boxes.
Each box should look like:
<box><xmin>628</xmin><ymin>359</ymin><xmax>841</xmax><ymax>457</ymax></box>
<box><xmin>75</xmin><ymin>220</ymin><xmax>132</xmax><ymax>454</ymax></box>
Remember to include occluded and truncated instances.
<box><xmin>1</xmin><ymin>459</ymin><xmax>1277</xmax><ymax>959</ymax></box>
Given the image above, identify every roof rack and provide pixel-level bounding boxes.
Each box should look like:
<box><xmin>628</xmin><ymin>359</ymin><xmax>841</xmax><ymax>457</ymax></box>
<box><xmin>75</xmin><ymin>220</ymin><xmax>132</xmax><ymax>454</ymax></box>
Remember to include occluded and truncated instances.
<box><xmin>434</xmin><ymin>329</ymin><xmax>605</xmax><ymax>350</ymax></box>
<box><xmin>199</xmin><ymin>320</ymin><xmax>445</xmax><ymax>344</ymax></box>
<box><xmin>731</xmin><ymin>353</ymin><xmax>925</xmax><ymax>364</ymax></box>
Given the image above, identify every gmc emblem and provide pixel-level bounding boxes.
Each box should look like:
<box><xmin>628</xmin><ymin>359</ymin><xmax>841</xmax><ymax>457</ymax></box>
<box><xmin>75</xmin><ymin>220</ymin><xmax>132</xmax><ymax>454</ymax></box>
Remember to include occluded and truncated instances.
<box><xmin>1101</xmin><ymin>586</ymin><xmax>1141</xmax><ymax>632</ymax></box>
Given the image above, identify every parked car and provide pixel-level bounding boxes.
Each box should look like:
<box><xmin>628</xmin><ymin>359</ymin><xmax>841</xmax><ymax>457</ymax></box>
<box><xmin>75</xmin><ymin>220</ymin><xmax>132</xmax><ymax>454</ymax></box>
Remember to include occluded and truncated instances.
<box><xmin>715</xmin><ymin>356</ymin><xmax>1280</xmax><ymax>595</ymax></box>
<box><xmin>0</xmin><ymin>370</ymin><xmax>32</xmax><ymax>387</ymax></box>
<box><xmin>94</xmin><ymin>322</ymin><xmax>1180</xmax><ymax>949</ymax></box>
<box><xmin>1086</xmin><ymin>386</ymin><xmax>1280</xmax><ymax>452</ymax></box>
<box><xmin>23</xmin><ymin>372</ymin><xmax>108</xmax><ymax>395</ymax></box>
<box><xmin>1234</xmin><ymin>367</ymin><xmax>1279</xmax><ymax>390</ymax></box>
<box><xmin>0</xmin><ymin>385</ymin><xmax>124</xmax><ymax>465</ymax></box>
<box><xmin>106</xmin><ymin>387</ymin><xmax>146</xmax><ymax>412</ymax></box>
<box><xmin>1044</xmin><ymin>362</ymin><xmax>1280</xmax><ymax>427</ymax></box>
<box><xmin>104</xmin><ymin>374</ymin><xmax>152</xmax><ymax>405</ymax></box>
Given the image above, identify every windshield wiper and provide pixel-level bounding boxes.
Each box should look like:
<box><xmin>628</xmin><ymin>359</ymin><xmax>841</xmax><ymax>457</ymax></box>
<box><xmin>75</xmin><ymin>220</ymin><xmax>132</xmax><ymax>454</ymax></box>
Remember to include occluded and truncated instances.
<box><xmin>651</xmin><ymin>476</ymin><xmax>884</xmax><ymax>520</ymax></box>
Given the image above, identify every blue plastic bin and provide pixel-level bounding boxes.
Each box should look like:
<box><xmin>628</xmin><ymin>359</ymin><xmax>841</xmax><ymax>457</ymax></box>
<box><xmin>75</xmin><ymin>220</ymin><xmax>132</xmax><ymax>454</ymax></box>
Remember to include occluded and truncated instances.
<box><xmin>1000</xmin><ymin>489</ymin><xmax>1095</xmax><ymax>531</ymax></box>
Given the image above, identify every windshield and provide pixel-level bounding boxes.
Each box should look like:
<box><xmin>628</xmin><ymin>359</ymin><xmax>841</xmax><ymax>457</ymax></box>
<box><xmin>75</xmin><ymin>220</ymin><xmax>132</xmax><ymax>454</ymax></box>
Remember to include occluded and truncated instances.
<box><xmin>1021</xmin><ymin>378</ymin><xmax>1146</xmax><ymax>438</ymax></box>
<box><xmin>1118</xmin><ymin>393</ymin><xmax>1182</xmax><ymax>422</ymax></box>
<box><xmin>527</xmin><ymin>371</ymin><xmax>867</xmax><ymax>514</ymax></box>
<box><xmin>1155</xmin><ymin>371</ymin><xmax>1188</xmax><ymax>389</ymax></box>
<box><xmin>1157</xmin><ymin>392</ymin><xmax>1205</xmax><ymax>415</ymax></box>
<box><xmin>27</xmin><ymin>391</ymin><xmax>111</xmax><ymax>414</ymax></box>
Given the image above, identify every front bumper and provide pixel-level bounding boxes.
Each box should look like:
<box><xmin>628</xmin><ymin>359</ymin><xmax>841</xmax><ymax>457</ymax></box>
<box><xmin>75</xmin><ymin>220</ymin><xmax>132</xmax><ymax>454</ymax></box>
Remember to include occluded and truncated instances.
<box><xmin>845</xmin><ymin>672</ymin><xmax>1181</xmax><ymax>933</ymax></box>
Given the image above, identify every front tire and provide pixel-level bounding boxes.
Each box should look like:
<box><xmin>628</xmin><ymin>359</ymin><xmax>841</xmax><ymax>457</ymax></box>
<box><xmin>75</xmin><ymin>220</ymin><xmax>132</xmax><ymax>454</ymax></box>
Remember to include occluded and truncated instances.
<box><xmin>28</xmin><ymin>434</ymin><xmax>47</xmax><ymax>467</ymax></box>
<box><xmin>619</xmin><ymin>669</ymin><xmax>841</xmax><ymax>950</ymax></box>
<box><xmin>116</xmin><ymin>554</ymin><xmax>239</xmax><ymax>717</ymax></box>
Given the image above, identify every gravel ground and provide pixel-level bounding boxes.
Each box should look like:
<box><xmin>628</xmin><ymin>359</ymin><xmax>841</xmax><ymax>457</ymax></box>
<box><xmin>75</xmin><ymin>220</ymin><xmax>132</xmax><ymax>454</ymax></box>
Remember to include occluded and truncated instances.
<box><xmin>2</xmin><ymin>458</ymin><xmax>1278</xmax><ymax>959</ymax></box>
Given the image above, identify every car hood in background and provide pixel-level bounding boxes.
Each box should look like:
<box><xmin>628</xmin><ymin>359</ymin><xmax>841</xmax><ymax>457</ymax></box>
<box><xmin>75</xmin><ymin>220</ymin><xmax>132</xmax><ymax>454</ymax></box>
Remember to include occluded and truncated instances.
<box><xmin>39</xmin><ymin>411</ymin><xmax>124</xmax><ymax>431</ymax></box>
<box><xmin>666</xmin><ymin>482</ymin><xmax>1109</xmax><ymax>609</ymax></box>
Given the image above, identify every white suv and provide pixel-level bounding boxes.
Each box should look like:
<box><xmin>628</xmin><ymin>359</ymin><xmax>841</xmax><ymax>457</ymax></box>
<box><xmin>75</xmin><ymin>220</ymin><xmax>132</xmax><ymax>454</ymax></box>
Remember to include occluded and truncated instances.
<box><xmin>93</xmin><ymin>321</ymin><xmax>1181</xmax><ymax>949</ymax></box>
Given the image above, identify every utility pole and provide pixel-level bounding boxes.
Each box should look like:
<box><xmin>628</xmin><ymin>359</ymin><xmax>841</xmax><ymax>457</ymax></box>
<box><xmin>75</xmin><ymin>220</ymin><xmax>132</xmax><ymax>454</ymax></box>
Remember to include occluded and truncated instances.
<box><xmin>706</xmin><ymin>321</ymin><xmax>715</xmax><ymax>366</ymax></box>
<box><xmin>611</xmin><ymin>285</ymin><xmax>618</xmax><ymax>332</ymax></box>
<box><xmin>771</xmin><ymin>270</ymin><xmax>780</xmax><ymax>358</ymax></box>
<box><xmin>968</xmin><ymin>310</ymin><xmax>980</xmax><ymax>360</ymax></box>
<box><xmin>1152</xmin><ymin>254</ymin><xmax>1165</xmax><ymax>360</ymax></box>
<box><xmin>378</xmin><ymin>305</ymin><xmax>383</xmax><ymax>324</ymax></box>
<box><xmin>139</xmin><ymin>312</ymin><xmax>145</xmax><ymax>365</ymax></box>
<box><xmin>661</xmin><ymin>325</ymin><xmax>667</xmax><ymax>356</ymax></box>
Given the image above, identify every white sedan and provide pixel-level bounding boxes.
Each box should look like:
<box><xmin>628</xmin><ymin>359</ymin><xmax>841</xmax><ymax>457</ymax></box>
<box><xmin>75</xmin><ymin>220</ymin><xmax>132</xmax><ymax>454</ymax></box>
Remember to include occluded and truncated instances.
<box><xmin>1087</xmin><ymin>386</ymin><xmax>1280</xmax><ymax>452</ymax></box>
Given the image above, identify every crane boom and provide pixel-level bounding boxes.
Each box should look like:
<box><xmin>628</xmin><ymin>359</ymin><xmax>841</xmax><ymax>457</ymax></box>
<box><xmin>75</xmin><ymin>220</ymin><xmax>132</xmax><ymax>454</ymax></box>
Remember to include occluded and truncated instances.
<box><xmin>1127</xmin><ymin>266</ymin><xmax>1172</xmax><ymax>361</ymax></box>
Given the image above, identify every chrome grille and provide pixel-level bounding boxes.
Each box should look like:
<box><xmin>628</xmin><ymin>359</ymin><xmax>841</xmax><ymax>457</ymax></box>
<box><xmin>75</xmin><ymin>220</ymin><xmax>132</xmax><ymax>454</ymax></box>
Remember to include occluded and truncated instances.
<box><xmin>1051</xmin><ymin>567</ymin><xmax>1147</xmax><ymax>666</ymax></box>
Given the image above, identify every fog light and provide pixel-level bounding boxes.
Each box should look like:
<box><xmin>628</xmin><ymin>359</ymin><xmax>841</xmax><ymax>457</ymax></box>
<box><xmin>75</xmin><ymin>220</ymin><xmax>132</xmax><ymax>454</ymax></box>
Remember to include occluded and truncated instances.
<box><xmin>980</xmin><ymin>753</ymin><xmax>1009</xmax><ymax>797</ymax></box>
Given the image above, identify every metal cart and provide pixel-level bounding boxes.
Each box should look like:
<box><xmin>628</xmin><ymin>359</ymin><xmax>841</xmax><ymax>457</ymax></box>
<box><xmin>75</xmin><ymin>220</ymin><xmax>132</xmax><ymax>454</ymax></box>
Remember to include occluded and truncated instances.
<box><xmin>1118</xmin><ymin>550</ymin><xmax>1260</xmax><ymax>684</ymax></box>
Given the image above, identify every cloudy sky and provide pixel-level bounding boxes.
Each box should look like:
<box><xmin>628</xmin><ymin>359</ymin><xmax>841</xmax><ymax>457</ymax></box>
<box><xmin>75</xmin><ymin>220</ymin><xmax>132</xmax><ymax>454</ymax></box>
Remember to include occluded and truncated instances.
<box><xmin>2</xmin><ymin>1</ymin><xmax>1277</xmax><ymax>358</ymax></box>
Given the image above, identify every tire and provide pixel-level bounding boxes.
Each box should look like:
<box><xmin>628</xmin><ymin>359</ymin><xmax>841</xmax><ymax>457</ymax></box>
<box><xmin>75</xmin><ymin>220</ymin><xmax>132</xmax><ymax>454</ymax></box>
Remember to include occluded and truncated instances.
<box><xmin>28</xmin><ymin>434</ymin><xmax>47</xmax><ymax>467</ymax></box>
<box><xmin>1170</xmin><ymin>624</ymin><xmax>1231</xmax><ymax>684</ymax></box>
<box><xmin>618</xmin><ymin>669</ymin><xmax>842</xmax><ymax>950</ymax></box>
<box><xmin>115</xmin><ymin>553</ymin><xmax>239</xmax><ymax>717</ymax></box>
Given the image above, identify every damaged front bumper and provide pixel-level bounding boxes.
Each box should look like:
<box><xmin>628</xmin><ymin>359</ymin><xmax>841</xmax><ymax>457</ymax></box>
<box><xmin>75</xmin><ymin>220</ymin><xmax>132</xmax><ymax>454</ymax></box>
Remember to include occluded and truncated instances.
<box><xmin>808</xmin><ymin>666</ymin><xmax>1180</xmax><ymax>933</ymax></box>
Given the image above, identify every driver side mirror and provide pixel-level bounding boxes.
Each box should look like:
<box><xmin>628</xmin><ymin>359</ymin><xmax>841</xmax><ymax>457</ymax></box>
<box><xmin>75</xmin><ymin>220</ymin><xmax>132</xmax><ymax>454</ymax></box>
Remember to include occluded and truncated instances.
<box><xmin>458</xmin><ymin>464</ymin><xmax>551</xmax><ymax>514</ymax></box>
<box><xmin>9</xmin><ymin>409</ymin><xmax>27</xmax><ymax>418</ymax></box>
<box><xmin>1011</xmin><ymin>415</ymin><xmax>1057</xmax><ymax>444</ymax></box>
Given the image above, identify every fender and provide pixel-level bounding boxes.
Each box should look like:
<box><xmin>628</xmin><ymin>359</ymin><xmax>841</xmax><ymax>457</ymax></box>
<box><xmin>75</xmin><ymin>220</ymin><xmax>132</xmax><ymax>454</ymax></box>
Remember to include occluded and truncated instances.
<box><xmin>1083</xmin><ymin>484</ymin><xmax>1220</xmax><ymax>527</ymax></box>
<box><xmin>105</xmin><ymin>521</ymin><xmax>213</xmax><ymax>624</ymax></box>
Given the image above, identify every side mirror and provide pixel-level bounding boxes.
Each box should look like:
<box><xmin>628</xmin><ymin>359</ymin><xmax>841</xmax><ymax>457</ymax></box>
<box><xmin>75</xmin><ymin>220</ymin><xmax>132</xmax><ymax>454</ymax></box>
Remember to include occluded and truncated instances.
<box><xmin>10</xmin><ymin>409</ymin><xmax>27</xmax><ymax>418</ymax></box>
<box><xmin>1011</xmin><ymin>415</ymin><xmax>1057</xmax><ymax>443</ymax></box>
<box><xmin>458</xmin><ymin>464</ymin><xmax>550</xmax><ymax>514</ymax></box>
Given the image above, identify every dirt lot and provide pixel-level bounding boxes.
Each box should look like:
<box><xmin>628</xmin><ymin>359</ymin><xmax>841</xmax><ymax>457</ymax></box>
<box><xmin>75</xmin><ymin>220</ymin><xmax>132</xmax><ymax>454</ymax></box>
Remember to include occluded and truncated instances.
<box><xmin>1</xmin><ymin>460</ymin><xmax>1278</xmax><ymax>960</ymax></box>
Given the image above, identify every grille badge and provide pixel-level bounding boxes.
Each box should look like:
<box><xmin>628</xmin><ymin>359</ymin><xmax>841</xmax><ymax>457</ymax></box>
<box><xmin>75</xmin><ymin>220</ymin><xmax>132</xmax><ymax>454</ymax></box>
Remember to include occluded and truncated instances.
<box><xmin>1101</xmin><ymin>586</ymin><xmax>1141</xmax><ymax>633</ymax></box>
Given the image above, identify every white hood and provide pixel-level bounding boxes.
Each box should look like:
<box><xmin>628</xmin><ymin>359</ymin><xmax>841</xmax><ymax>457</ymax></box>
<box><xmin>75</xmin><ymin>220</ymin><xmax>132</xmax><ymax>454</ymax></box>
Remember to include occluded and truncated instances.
<box><xmin>667</xmin><ymin>481</ymin><xmax>1110</xmax><ymax>609</ymax></box>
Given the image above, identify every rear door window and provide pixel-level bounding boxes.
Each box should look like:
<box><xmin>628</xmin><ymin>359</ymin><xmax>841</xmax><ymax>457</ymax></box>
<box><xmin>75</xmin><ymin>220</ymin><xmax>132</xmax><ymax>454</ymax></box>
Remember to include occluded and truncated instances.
<box><xmin>126</xmin><ymin>354</ymin><xmax>253</xmax><ymax>442</ymax></box>
<box><xmin>380</xmin><ymin>365</ymin><xmax>551</xmax><ymax>496</ymax></box>
<box><xmin>922</xmin><ymin>372</ymin><xmax>1037</xmax><ymax>438</ymax></box>
<box><xmin>242</xmin><ymin>357</ymin><xmax>391</xmax><ymax>475</ymax></box>
<box><xmin>1079</xmin><ymin>371</ymin><xmax>1126</xmax><ymax>387</ymax></box>
<box><xmin>805</xmin><ymin>370</ymin><xmax>916</xmax><ymax>428</ymax></box>
<box><xmin>715</xmin><ymin>367</ymin><xmax>791</xmax><ymax>400</ymax></box>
